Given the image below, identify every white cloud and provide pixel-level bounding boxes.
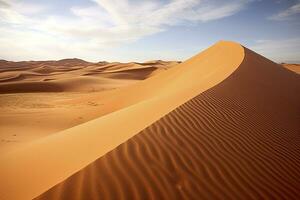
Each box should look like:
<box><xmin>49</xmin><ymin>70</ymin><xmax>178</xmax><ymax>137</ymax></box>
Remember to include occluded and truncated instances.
<box><xmin>269</xmin><ymin>2</ymin><xmax>300</xmax><ymax>20</ymax></box>
<box><xmin>0</xmin><ymin>0</ymin><xmax>251</xmax><ymax>61</ymax></box>
<box><xmin>251</xmin><ymin>38</ymin><xmax>300</xmax><ymax>63</ymax></box>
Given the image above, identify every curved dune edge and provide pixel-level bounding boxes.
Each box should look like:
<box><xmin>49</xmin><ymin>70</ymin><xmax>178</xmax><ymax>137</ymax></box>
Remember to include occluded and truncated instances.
<box><xmin>0</xmin><ymin>41</ymin><xmax>245</xmax><ymax>200</ymax></box>
<box><xmin>36</xmin><ymin>47</ymin><xmax>300</xmax><ymax>199</ymax></box>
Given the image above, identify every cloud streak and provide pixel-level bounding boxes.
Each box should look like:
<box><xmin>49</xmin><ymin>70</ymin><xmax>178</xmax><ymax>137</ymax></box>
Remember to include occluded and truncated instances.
<box><xmin>0</xmin><ymin>0</ymin><xmax>250</xmax><ymax>61</ymax></box>
<box><xmin>269</xmin><ymin>1</ymin><xmax>300</xmax><ymax>21</ymax></box>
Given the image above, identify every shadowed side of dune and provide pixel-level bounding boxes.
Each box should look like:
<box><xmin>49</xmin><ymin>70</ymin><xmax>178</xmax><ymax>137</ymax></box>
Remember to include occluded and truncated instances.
<box><xmin>0</xmin><ymin>82</ymin><xmax>65</xmax><ymax>93</ymax></box>
<box><xmin>35</xmin><ymin>47</ymin><xmax>300</xmax><ymax>199</ymax></box>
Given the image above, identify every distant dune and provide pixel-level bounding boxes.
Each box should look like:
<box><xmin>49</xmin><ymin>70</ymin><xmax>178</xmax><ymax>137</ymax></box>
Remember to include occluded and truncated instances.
<box><xmin>282</xmin><ymin>63</ymin><xmax>300</xmax><ymax>74</ymax></box>
<box><xmin>0</xmin><ymin>41</ymin><xmax>299</xmax><ymax>200</ymax></box>
<box><xmin>0</xmin><ymin>59</ymin><xmax>179</xmax><ymax>93</ymax></box>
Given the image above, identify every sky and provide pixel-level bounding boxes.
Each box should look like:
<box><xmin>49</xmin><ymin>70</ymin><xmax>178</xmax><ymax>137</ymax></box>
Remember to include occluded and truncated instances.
<box><xmin>0</xmin><ymin>0</ymin><xmax>299</xmax><ymax>62</ymax></box>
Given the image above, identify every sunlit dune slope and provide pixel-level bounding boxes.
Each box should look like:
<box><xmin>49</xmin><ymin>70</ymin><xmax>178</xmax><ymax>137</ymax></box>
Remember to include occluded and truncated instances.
<box><xmin>0</xmin><ymin>41</ymin><xmax>282</xmax><ymax>200</ymax></box>
<box><xmin>35</xmin><ymin>46</ymin><xmax>300</xmax><ymax>199</ymax></box>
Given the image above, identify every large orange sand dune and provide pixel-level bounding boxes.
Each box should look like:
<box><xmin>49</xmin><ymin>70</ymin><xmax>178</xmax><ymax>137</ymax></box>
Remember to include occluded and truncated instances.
<box><xmin>0</xmin><ymin>41</ymin><xmax>299</xmax><ymax>199</ymax></box>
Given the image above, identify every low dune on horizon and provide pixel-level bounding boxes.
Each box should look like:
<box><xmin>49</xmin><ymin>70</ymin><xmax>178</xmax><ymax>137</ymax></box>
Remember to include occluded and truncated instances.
<box><xmin>0</xmin><ymin>41</ymin><xmax>299</xmax><ymax>199</ymax></box>
<box><xmin>0</xmin><ymin>59</ymin><xmax>180</xmax><ymax>93</ymax></box>
<box><xmin>282</xmin><ymin>63</ymin><xmax>300</xmax><ymax>74</ymax></box>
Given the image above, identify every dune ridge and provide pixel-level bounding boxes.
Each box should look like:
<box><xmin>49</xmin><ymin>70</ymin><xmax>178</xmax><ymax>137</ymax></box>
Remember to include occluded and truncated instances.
<box><xmin>35</xmin><ymin>47</ymin><xmax>300</xmax><ymax>199</ymax></box>
<box><xmin>0</xmin><ymin>41</ymin><xmax>245</xmax><ymax>200</ymax></box>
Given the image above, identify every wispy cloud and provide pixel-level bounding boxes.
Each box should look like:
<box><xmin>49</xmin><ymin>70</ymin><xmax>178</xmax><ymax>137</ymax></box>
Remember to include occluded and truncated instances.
<box><xmin>269</xmin><ymin>1</ymin><xmax>300</xmax><ymax>21</ymax></box>
<box><xmin>251</xmin><ymin>38</ymin><xmax>300</xmax><ymax>63</ymax></box>
<box><xmin>0</xmin><ymin>0</ymin><xmax>251</xmax><ymax>61</ymax></box>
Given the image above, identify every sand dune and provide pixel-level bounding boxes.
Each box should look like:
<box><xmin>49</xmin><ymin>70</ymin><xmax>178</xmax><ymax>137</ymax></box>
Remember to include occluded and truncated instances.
<box><xmin>0</xmin><ymin>59</ymin><xmax>178</xmax><ymax>93</ymax></box>
<box><xmin>34</xmin><ymin>45</ymin><xmax>300</xmax><ymax>199</ymax></box>
<box><xmin>283</xmin><ymin>63</ymin><xmax>300</xmax><ymax>74</ymax></box>
<box><xmin>0</xmin><ymin>41</ymin><xmax>299</xmax><ymax>199</ymax></box>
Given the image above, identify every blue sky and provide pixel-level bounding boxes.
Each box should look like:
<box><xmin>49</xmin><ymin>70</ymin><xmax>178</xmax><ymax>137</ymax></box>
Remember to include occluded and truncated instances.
<box><xmin>0</xmin><ymin>0</ymin><xmax>299</xmax><ymax>62</ymax></box>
